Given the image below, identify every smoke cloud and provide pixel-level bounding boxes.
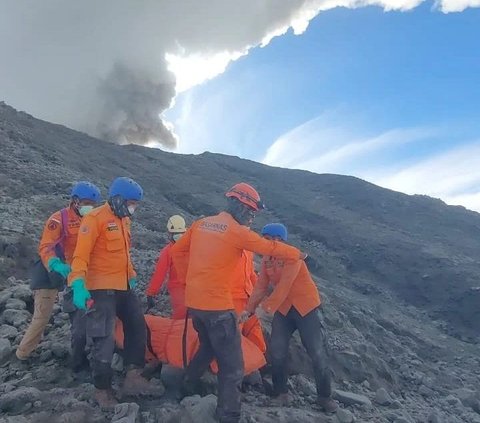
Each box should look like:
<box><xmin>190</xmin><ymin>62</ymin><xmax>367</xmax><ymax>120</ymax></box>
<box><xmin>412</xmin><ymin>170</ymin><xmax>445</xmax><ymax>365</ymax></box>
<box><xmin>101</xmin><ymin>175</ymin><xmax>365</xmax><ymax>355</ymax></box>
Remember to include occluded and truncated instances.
<box><xmin>0</xmin><ymin>0</ymin><xmax>478</xmax><ymax>148</ymax></box>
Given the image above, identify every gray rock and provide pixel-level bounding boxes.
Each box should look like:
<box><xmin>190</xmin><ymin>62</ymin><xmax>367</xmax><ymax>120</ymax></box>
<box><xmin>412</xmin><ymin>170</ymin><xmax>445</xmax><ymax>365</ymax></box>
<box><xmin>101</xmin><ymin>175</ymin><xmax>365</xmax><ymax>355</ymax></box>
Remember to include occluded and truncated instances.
<box><xmin>0</xmin><ymin>324</ymin><xmax>18</xmax><ymax>339</ymax></box>
<box><xmin>0</xmin><ymin>290</ymin><xmax>13</xmax><ymax>308</ymax></box>
<box><xmin>0</xmin><ymin>387</ymin><xmax>41</xmax><ymax>412</ymax></box>
<box><xmin>334</xmin><ymin>390</ymin><xmax>372</xmax><ymax>407</ymax></box>
<box><xmin>427</xmin><ymin>411</ymin><xmax>444</xmax><ymax>423</ymax></box>
<box><xmin>419</xmin><ymin>384</ymin><xmax>435</xmax><ymax>398</ymax></box>
<box><xmin>39</xmin><ymin>349</ymin><xmax>53</xmax><ymax>362</ymax></box>
<box><xmin>375</xmin><ymin>387</ymin><xmax>392</xmax><ymax>405</ymax></box>
<box><xmin>336</xmin><ymin>408</ymin><xmax>355</xmax><ymax>423</ymax></box>
<box><xmin>112</xmin><ymin>402</ymin><xmax>140</xmax><ymax>423</ymax></box>
<box><xmin>181</xmin><ymin>394</ymin><xmax>218</xmax><ymax>423</ymax></box>
<box><xmin>2</xmin><ymin>309</ymin><xmax>31</xmax><ymax>327</ymax></box>
<box><xmin>0</xmin><ymin>338</ymin><xmax>12</xmax><ymax>362</ymax></box>
<box><xmin>5</xmin><ymin>298</ymin><xmax>26</xmax><ymax>310</ymax></box>
<box><xmin>390</xmin><ymin>400</ymin><xmax>402</xmax><ymax>409</ymax></box>
<box><xmin>111</xmin><ymin>352</ymin><xmax>124</xmax><ymax>372</ymax></box>
<box><xmin>58</xmin><ymin>411</ymin><xmax>89</xmax><ymax>423</ymax></box>
<box><xmin>291</xmin><ymin>374</ymin><xmax>316</xmax><ymax>397</ymax></box>
<box><xmin>454</xmin><ymin>388</ymin><xmax>480</xmax><ymax>412</ymax></box>
<box><xmin>445</xmin><ymin>394</ymin><xmax>462</xmax><ymax>407</ymax></box>
<box><xmin>51</xmin><ymin>342</ymin><xmax>69</xmax><ymax>358</ymax></box>
<box><xmin>0</xmin><ymin>417</ymin><xmax>30</xmax><ymax>423</ymax></box>
<box><xmin>11</xmin><ymin>286</ymin><xmax>32</xmax><ymax>302</ymax></box>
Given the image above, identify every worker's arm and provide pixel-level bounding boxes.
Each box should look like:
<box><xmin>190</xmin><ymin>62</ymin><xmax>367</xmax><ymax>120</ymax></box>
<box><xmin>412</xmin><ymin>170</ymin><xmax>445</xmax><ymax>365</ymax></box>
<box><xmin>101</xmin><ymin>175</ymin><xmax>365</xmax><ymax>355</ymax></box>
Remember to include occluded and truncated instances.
<box><xmin>232</xmin><ymin>225</ymin><xmax>303</xmax><ymax>261</ymax></box>
<box><xmin>38</xmin><ymin>211</ymin><xmax>63</xmax><ymax>268</ymax></box>
<box><xmin>146</xmin><ymin>245</ymin><xmax>170</xmax><ymax>296</ymax></box>
<box><xmin>261</xmin><ymin>259</ymin><xmax>301</xmax><ymax>314</ymax></box>
<box><xmin>68</xmin><ymin>215</ymin><xmax>100</xmax><ymax>284</ymax></box>
<box><xmin>245</xmin><ymin>261</ymin><xmax>270</xmax><ymax>314</ymax></box>
<box><xmin>125</xmin><ymin>218</ymin><xmax>137</xmax><ymax>281</ymax></box>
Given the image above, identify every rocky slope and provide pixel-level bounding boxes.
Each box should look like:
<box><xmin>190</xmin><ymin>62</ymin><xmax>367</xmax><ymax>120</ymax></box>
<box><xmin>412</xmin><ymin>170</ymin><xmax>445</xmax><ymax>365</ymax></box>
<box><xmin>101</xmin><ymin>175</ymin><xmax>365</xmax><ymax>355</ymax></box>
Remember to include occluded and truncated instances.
<box><xmin>1</xmin><ymin>102</ymin><xmax>479</xmax><ymax>423</ymax></box>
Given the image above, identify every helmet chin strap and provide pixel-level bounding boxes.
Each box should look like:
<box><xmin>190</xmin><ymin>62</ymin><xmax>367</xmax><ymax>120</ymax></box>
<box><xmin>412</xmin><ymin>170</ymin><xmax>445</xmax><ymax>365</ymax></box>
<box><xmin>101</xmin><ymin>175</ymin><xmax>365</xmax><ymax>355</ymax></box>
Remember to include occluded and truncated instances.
<box><xmin>108</xmin><ymin>195</ymin><xmax>131</xmax><ymax>218</ymax></box>
<box><xmin>70</xmin><ymin>197</ymin><xmax>82</xmax><ymax>217</ymax></box>
<box><xmin>226</xmin><ymin>198</ymin><xmax>254</xmax><ymax>226</ymax></box>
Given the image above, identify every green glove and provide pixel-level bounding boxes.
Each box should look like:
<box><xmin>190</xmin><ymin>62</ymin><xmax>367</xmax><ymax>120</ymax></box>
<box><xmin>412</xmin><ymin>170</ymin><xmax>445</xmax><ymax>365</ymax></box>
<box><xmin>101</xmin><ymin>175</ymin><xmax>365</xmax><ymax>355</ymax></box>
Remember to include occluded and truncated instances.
<box><xmin>48</xmin><ymin>257</ymin><xmax>71</xmax><ymax>278</ymax></box>
<box><xmin>128</xmin><ymin>278</ymin><xmax>137</xmax><ymax>289</ymax></box>
<box><xmin>71</xmin><ymin>278</ymin><xmax>91</xmax><ymax>310</ymax></box>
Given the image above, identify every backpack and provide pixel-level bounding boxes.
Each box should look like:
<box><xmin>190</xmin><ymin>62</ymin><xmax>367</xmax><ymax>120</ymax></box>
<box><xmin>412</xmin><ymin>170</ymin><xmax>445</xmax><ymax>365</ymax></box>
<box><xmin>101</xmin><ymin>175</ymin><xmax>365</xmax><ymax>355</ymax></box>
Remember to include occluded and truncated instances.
<box><xmin>29</xmin><ymin>208</ymin><xmax>69</xmax><ymax>291</ymax></box>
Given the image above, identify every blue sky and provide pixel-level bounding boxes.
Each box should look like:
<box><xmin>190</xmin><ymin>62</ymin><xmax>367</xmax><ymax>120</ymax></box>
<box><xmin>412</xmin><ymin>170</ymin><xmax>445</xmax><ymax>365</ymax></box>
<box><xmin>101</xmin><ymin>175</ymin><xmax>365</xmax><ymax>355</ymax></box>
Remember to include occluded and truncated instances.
<box><xmin>165</xmin><ymin>4</ymin><xmax>480</xmax><ymax>210</ymax></box>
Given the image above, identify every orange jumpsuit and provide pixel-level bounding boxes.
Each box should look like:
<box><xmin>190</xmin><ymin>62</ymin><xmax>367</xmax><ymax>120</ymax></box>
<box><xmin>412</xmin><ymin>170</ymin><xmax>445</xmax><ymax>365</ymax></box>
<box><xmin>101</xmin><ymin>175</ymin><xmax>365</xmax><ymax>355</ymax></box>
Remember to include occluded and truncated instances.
<box><xmin>171</xmin><ymin>211</ymin><xmax>302</xmax><ymax>311</ymax></box>
<box><xmin>68</xmin><ymin>203</ymin><xmax>136</xmax><ymax>290</ymax></box>
<box><xmin>39</xmin><ymin>207</ymin><xmax>81</xmax><ymax>267</ymax></box>
<box><xmin>17</xmin><ymin>207</ymin><xmax>81</xmax><ymax>360</ymax></box>
<box><xmin>146</xmin><ymin>242</ymin><xmax>186</xmax><ymax>319</ymax></box>
<box><xmin>231</xmin><ymin>251</ymin><xmax>266</xmax><ymax>353</ymax></box>
<box><xmin>246</xmin><ymin>258</ymin><xmax>321</xmax><ymax>316</ymax></box>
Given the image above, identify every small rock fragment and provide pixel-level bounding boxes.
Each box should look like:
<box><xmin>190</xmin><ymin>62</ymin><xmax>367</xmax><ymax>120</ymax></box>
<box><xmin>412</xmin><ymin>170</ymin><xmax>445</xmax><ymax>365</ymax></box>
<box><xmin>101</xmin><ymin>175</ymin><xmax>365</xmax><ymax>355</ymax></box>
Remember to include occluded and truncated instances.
<box><xmin>334</xmin><ymin>390</ymin><xmax>372</xmax><ymax>407</ymax></box>
<box><xmin>375</xmin><ymin>387</ymin><xmax>392</xmax><ymax>406</ymax></box>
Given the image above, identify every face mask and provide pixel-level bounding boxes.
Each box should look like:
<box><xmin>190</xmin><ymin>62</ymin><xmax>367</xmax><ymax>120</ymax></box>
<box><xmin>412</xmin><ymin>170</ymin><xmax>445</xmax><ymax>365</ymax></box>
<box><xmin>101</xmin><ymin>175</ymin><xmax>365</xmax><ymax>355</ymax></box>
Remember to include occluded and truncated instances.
<box><xmin>79</xmin><ymin>205</ymin><xmax>94</xmax><ymax>216</ymax></box>
<box><xmin>172</xmin><ymin>233</ymin><xmax>183</xmax><ymax>242</ymax></box>
<box><xmin>127</xmin><ymin>205</ymin><xmax>137</xmax><ymax>216</ymax></box>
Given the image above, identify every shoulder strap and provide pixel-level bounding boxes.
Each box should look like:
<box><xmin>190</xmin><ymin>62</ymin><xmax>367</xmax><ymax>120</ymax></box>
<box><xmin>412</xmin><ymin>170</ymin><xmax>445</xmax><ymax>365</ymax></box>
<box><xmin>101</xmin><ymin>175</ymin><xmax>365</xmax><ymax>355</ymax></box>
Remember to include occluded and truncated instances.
<box><xmin>54</xmin><ymin>208</ymin><xmax>69</xmax><ymax>260</ymax></box>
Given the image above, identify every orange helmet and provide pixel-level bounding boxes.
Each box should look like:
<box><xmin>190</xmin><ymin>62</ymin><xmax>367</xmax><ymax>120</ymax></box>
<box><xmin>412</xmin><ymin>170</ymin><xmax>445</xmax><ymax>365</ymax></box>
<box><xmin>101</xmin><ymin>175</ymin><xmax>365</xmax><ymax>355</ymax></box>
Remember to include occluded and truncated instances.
<box><xmin>225</xmin><ymin>182</ymin><xmax>264</xmax><ymax>211</ymax></box>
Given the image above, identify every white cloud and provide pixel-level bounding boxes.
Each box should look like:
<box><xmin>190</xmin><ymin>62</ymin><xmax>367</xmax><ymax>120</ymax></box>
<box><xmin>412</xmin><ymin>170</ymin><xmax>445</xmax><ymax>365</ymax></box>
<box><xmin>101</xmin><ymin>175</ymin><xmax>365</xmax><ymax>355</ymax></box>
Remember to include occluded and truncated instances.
<box><xmin>263</xmin><ymin>113</ymin><xmax>480</xmax><ymax>211</ymax></box>
<box><xmin>1</xmin><ymin>0</ymin><xmax>478</xmax><ymax>149</ymax></box>
<box><xmin>375</xmin><ymin>142</ymin><xmax>480</xmax><ymax>201</ymax></box>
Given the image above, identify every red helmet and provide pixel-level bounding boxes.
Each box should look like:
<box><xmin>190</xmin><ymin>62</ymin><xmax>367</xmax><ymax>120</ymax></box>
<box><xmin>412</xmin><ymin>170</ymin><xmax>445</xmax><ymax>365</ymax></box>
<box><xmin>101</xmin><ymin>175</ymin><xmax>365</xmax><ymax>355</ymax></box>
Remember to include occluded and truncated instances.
<box><xmin>226</xmin><ymin>182</ymin><xmax>264</xmax><ymax>211</ymax></box>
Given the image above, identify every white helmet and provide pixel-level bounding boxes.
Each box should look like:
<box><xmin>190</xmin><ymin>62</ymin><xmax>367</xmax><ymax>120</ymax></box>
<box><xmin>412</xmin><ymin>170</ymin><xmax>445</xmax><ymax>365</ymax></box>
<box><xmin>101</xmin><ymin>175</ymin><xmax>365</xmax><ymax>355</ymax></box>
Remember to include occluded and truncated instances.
<box><xmin>167</xmin><ymin>215</ymin><xmax>186</xmax><ymax>233</ymax></box>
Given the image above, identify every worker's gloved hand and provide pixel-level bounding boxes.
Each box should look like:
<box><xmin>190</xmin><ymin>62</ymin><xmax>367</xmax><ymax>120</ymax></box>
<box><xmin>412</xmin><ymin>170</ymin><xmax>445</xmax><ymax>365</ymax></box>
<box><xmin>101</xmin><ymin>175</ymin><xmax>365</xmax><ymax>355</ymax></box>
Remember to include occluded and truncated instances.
<box><xmin>147</xmin><ymin>296</ymin><xmax>155</xmax><ymax>310</ymax></box>
<box><xmin>238</xmin><ymin>310</ymin><xmax>253</xmax><ymax>324</ymax></box>
<box><xmin>71</xmin><ymin>278</ymin><xmax>91</xmax><ymax>310</ymax></box>
<box><xmin>128</xmin><ymin>278</ymin><xmax>137</xmax><ymax>289</ymax></box>
<box><xmin>48</xmin><ymin>257</ymin><xmax>71</xmax><ymax>278</ymax></box>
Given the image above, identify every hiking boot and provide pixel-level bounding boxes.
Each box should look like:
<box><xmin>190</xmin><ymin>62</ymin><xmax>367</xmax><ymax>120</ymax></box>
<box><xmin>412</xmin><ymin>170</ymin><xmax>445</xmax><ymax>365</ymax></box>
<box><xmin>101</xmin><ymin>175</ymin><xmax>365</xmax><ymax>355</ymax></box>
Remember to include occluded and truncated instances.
<box><xmin>317</xmin><ymin>396</ymin><xmax>339</xmax><ymax>413</ymax></box>
<box><xmin>15</xmin><ymin>350</ymin><xmax>29</xmax><ymax>361</ymax></box>
<box><xmin>122</xmin><ymin>368</ymin><xmax>165</xmax><ymax>397</ymax></box>
<box><xmin>71</xmin><ymin>355</ymin><xmax>90</xmax><ymax>373</ymax></box>
<box><xmin>94</xmin><ymin>388</ymin><xmax>118</xmax><ymax>410</ymax></box>
<box><xmin>180</xmin><ymin>375</ymin><xmax>204</xmax><ymax>397</ymax></box>
<box><xmin>270</xmin><ymin>392</ymin><xmax>293</xmax><ymax>406</ymax></box>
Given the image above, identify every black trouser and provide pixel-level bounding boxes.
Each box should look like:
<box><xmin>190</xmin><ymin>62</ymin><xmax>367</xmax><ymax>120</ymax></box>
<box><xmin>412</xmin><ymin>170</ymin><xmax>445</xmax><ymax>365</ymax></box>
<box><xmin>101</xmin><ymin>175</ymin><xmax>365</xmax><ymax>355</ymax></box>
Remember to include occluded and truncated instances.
<box><xmin>270</xmin><ymin>306</ymin><xmax>332</xmax><ymax>398</ymax></box>
<box><xmin>187</xmin><ymin>308</ymin><xmax>244</xmax><ymax>423</ymax></box>
<box><xmin>69</xmin><ymin>309</ymin><xmax>88</xmax><ymax>369</ymax></box>
<box><xmin>86</xmin><ymin>289</ymin><xmax>146</xmax><ymax>390</ymax></box>
<box><xmin>63</xmin><ymin>288</ymin><xmax>88</xmax><ymax>370</ymax></box>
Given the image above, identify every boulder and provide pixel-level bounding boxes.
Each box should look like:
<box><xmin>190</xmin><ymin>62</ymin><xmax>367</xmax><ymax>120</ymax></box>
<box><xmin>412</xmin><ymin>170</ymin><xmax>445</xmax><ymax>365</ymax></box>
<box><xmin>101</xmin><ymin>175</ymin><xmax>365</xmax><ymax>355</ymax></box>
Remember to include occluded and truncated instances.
<box><xmin>375</xmin><ymin>387</ymin><xmax>393</xmax><ymax>405</ymax></box>
<box><xmin>336</xmin><ymin>409</ymin><xmax>355</xmax><ymax>423</ymax></box>
<box><xmin>11</xmin><ymin>286</ymin><xmax>32</xmax><ymax>302</ymax></box>
<box><xmin>5</xmin><ymin>298</ymin><xmax>26</xmax><ymax>310</ymax></box>
<box><xmin>0</xmin><ymin>324</ymin><xmax>18</xmax><ymax>339</ymax></box>
<box><xmin>0</xmin><ymin>387</ymin><xmax>42</xmax><ymax>413</ymax></box>
<box><xmin>334</xmin><ymin>390</ymin><xmax>372</xmax><ymax>407</ymax></box>
<box><xmin>2</xmin><ymin>309</ymin><xmax>31</xmax><ymax>327</ymax></box>
<box><xmin>111</xmin><ymin>402</ymin><xmax>140</xmax><ymax>423</ymax></box>
<box><xmin>181</xmin><ymin>394</ymin><xmax>218</xmax><ymax>423</ymax></box>
<box><xmin>0</xmin><ymin>338</ymin><xmax>12</xmax><ymax>362</ymax></box>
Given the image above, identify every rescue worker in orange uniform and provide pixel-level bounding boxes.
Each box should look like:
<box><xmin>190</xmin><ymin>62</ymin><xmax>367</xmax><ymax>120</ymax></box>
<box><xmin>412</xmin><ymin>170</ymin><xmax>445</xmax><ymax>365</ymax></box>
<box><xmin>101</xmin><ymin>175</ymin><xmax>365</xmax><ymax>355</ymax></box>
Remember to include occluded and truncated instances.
<box><xmin>171</xmin><ymin>183</ymin><xmax>306</xmax><ymax>423</ymax></box>
<box><xmin>240</xmin><ymin>223</ymin><xmax>338</xmax><ymax>414</ymax></box>
<box><xmin>146</xmin><ymin>215</ymin><xmax>187</xmax><ymax>319</ymax></box>
<box><xmin>68</xmin><ymin>177</ymin><xmax>162</xmax><ymax>408</ymax></box>
<box><xmin>231</xmin><ymin>251</ymin><xmax>267</xmax><ymax>354</ymax></box>
<box><xmin>16</xmin><ymin>181</ymin><xmax>101</xmax><ymax>367</ymax></box>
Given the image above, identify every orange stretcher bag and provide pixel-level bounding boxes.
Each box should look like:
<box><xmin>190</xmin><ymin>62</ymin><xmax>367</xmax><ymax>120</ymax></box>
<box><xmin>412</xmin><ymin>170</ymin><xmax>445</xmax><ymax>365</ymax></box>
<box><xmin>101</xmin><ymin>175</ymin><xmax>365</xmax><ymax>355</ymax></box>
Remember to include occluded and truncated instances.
<box><xmin>115</xmin><ymin>314</ymin><xmax>266</xmax><ymax>375</ymax></box>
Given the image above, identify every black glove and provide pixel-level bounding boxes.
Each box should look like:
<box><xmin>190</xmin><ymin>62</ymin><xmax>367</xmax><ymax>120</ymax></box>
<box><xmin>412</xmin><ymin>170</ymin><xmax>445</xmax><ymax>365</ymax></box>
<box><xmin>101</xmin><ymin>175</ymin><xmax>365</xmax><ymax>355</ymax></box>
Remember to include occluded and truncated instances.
<box><xmin>147</xmin><ymin>296</ymin><xmax>155</xmax><ymax>309</ymax></box>
<box><xmin>304</xmin><ymin>254</ymin><xmax>315</xmax><ymax>269</ymax></box>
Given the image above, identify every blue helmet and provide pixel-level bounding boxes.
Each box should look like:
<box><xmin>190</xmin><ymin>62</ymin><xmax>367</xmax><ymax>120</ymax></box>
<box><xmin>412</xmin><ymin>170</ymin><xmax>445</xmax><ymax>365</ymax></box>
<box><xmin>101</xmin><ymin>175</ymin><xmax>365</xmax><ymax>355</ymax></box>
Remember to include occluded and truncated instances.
<box><xmin>108</xmin><ymin>177</ymin><xmax>143</xmax><ymax>201</ymax></box>
<box><xmin>71</xmin><ymin>181</ymin><xmax>101</xmax><ymax>202</ymax></box>
<box><xmin>261</xmin><ymin>223</ymin><xmax>288</xmax><ymax>241</ymax></box>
